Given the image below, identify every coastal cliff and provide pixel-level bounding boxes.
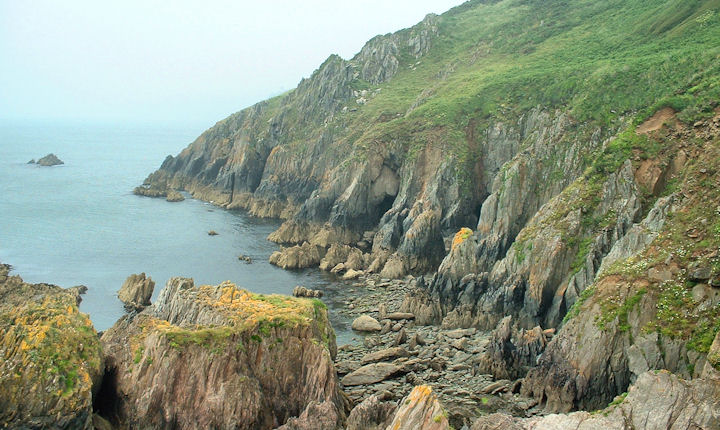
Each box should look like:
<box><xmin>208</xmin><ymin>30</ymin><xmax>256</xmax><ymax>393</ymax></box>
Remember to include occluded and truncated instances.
<box><xmin>0</xmin><ymin>264</ymin><xmax>103</xmax><ymax>429</ymax></box>
<box><xmin>99</xmin><ymin>278</ymin><xmax>347</xmax><ymax>429</ymax></box>
<box><xmin>126</xmin><ymin>0</ymin><xmax>720</xmax><ymax>426</ymax></box>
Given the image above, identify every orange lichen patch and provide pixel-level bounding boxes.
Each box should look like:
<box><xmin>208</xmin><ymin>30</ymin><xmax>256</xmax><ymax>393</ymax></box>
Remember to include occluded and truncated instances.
<box><xmin>196</xmin><ymin>282</ymin><xmax>319</xmax><ymax>328</ymax></box>
<box><xmin>451</xmin><ymin>227</ymin><xmax>473</xmax><ymax>251</ymax></box>
<box><xmin>407</xmin><ymin>384</ymin><xmax>433</xmax><ymax>403</ymax></box>
<box><xmin>133</xmin><ymin>282</ymin><xmax>331</xmax><ymax>351</ymax></box>
<box><xmin>1</xmin><ymin>288</ymin><xmax>102</xmax><ymax>407</ymax></box>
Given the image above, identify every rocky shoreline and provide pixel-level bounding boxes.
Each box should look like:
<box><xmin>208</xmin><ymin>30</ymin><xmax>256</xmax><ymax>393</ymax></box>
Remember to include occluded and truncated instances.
<box><xmin>328</xmin><ymin>273</ymin><xmax>544</xmax><ymax>427</ymax></box>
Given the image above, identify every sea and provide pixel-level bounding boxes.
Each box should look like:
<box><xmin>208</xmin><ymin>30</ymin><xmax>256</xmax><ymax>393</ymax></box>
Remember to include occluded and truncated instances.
<box><xmin>0</xmin><ymin>120</ymin><xmax>354</xmax><ymax>343</ymax></box>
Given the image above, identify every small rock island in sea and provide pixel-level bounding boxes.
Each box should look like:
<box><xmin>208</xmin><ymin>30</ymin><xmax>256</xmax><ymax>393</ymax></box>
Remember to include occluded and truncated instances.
<box><xmin>29</xmin><ymin>153</ymin><xmax>64</xmax><ymax>166</ymax></box>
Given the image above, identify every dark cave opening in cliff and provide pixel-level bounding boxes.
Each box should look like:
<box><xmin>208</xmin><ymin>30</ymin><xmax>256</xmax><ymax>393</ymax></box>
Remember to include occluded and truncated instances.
<box><xmin>375</xmin><ymin>194</ymin><xmax>396</xmax><ymax>224</ymax></box>
<box><xmin>93</xmin><ymin>365</ymin><xmax>120</xmax><ymax>423</ymax></box>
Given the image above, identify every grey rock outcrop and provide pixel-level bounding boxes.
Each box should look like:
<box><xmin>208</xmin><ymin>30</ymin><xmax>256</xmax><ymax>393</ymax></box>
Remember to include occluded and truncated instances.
<box><xmin>36</xmin><ymin>153</ymin><xmax>64</xmax><ymax>166</ymax></box>
<box><xmin>346</xmin><ymin>394</ymin><xmax>397</xmax><ymax>430</ymax></box>
<box><xmin>473</xmin><ymin>371</ymin><xmax>720</xmax><ymax>430</ymax></box>
<box><xmin>385</xmin><ymin>385</ymin><xmax>449</xmax><ymax>430</ymax></box>
<box><xmin>117</xmin><ymin>272</ymin><xmax>155</xmax><ymax>311</ymax></box>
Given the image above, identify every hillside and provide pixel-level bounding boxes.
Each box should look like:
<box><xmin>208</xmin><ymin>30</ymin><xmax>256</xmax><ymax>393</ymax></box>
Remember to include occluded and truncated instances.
<box><xmin>134</xmin><ymin>0</ymin><xmax>720</xmax><ymax>423</ymax></box>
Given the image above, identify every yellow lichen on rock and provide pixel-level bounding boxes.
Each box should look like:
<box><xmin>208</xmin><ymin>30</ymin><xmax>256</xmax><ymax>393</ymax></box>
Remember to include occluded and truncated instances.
<box><xmin>0</xmin><ymin>264</ymin><xmax>103</xmax><ymax>428</ymax></box>
<box><xmin>451</xmin><ymin>227</ymin><xmax>473</xmax><ymax>251</ymax></box>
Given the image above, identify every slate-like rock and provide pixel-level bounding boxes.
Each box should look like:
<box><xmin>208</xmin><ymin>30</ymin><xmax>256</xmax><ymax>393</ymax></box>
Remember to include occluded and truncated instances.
<box><xmin>341</xmin><ymin>363</ymin><xmax>404</xmax><ymax>386</ymax></box>
<box><xmin>352</xmin><ymin>315</ymin><xmax>382</xmax><ymax>332</ymax></box>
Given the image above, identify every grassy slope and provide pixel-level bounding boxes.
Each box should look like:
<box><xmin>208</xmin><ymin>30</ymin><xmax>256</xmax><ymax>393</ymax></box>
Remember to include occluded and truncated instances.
<box><xmin>326</xmin><ymin>0</ymin><xmax>720</xmax><ymax>164</ymax></box>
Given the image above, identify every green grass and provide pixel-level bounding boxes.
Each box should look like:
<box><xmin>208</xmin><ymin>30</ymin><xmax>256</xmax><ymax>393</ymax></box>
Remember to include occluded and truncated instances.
<box><xmin>207</xmin><ymin>0</ymin><xmax>720</xmax><ymax>192</ymax></box>
<box><xmin>597</xmin><ymin>288</ymin><xmax>647</xmax><ymax>333</ymax></box>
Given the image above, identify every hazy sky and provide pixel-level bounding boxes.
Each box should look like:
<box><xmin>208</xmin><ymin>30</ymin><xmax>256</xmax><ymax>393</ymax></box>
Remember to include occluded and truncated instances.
<box><xmin>0</xmin><ymin>1</ymin><xmax>465</xmax><ymax>125</ymax></box>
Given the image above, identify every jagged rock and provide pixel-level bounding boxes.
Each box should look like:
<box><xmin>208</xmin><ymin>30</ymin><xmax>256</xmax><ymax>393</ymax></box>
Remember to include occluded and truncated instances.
<box><xmin>345</xmin><ymin>249</ymin><xmax>366</xmax><ymax>271</ymax></box>
<box><xmin>275</xmin><ymin>401</ymin><xmax>339</xmax><ymax>430</ymax></box>
<box><xmin>477</xmin><ymin>316</ymin><xmax>546</xmax><ymax>380</ymax></box>
<box><xmin>117</xmin><ymin>272</ymin><xmax>155</xmax><ymax>311</ymax></box>
<box><xmin>702</xmin><ymin>332</ymin><xmax>720</xmax><ymax>379</ymax></box>
<box><xmin>0</xmin><ymin>263</ymin><xmax>103</xmax><ymax>429</ymax></box>
<box><xmin>208</xmin><ymin>230</ymin><xmax>219</xmax><ymax>235</ymax></box>
<box><xmin>385</xmin><ymin>385</ymin><xmax>449</xmax><ymax>430</ymax></box>
<box><xmin>394</xmin><ymin>328</ymin><xmax>408</xmax><ymax>346</ymax></box>
<box><xmin>352</xmin><ymin>315</ymin><xmax>382</xmax><ymax>332</ymax></box>
<box><xmin>36</xmin><ymin>153</ymin><xmax>64</xmax><ymax>166</ymax></box>
<box><xmin>688</xmin><ymin>261</ymin><xmax>712</xmax><ymax>282</ymax></box>
<box><xmin>380</xmin><ymin>255</ymin><xmax>407</xmax><ymax>279</ymax></box>
<box><xmin>165</xmin><ymin>189</ymin><xmax>185</xmax><ymax>202</ymax></box>
<box><xmin>341</xmin><ymin>363</ymin><xmax>404</xmax><ymax>386</ymax></box>
<box><xmin>473</xmin><ymin>371</ymin><xmax>720</xmax><ymax>430</ymax></box>
<box><xmin>343</xmin><ymin>269</ymin><xmax>363</xmax><ymax>280</ymax></box>
<box><xmin>379</xmin><ymin>303</ymin><xmax>387</xmax><ymax>319</ymax></box>
<box><xmin>320</xmin><ymin>244</ymin><xmax>352</xmax><ymax>271</ymax></box>
<box><xmin>408</xmin><ymin>158</ymin><xmax>641</xmax><ymax>331</ymax></box>
<box><xmin>345</xmin><ymin>394</ymin><xmax>397</xmax><ymax>430</ymax></box>
<box><xmin>27</xmin><ymin>159</ymin><xmax>35</xmax><ymax>164</ymax></box>
<box><xmin>100</xmin><ymin>278</ymin><xmax>346</xmax><ymax>429</ymax></box>
<box><xmin>269</xmin><ymin>242</ymin><xmax>323</xmax><ymax>269</ymax></box>
<box><xmin>361</xmin><ymin>347</ymin><xmax>409</xmax><ymax>364</ymax></box>
<box><xmin>292</xmin><ymin>286</ymin><xmax>323</xmax><ymax>298</ymax></box>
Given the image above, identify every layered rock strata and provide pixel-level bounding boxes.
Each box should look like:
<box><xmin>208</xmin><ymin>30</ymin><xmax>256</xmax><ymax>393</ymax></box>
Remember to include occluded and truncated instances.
<box><xmin>0</xmin><ymin>263</ymin><xmax>103</xmax><ymax>429</ymax></box>
<box><xmin>100</xmin><ymin>277</ymin><xmax>348</xmax><ymax>429</ymax></box>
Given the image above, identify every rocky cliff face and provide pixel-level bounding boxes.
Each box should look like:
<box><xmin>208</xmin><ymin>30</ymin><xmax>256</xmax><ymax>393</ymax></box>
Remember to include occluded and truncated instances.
<box><xmin>0</xmin><ymin>264</ymin><xmax>103</xmax><ymax>429</ymax></box>
<box><xmin>518</xmin><ymin>117</ymin><xmax>720</xmax><ymax>411</ymax></box>
<box><xmin>474</xmin><ymin>371</ymin><xmax>720</xmax><ymax>430</ymax></box>
<box><xmin>99</xmin><ymin>277</ymin><xmax>348</xmax><ymax>429</ymax></box>
<box><xmin>132</xmin><ymin>0</ymin><xmax>720</xmax><ymax>420</ymax></box>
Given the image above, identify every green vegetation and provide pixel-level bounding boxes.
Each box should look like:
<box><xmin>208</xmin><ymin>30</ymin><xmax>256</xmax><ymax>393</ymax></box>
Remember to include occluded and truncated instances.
<box><xmin>222</xmin><ymin>0</ymin><xmax>720</xmax><ymax>191</ymax></box>
<box><xmin>563</xmin><ymin>285</ymin><xmax>596</xmax><ymax>324</ymax></box>
<box><xmin>0</xmin><ymin>285</ymin><xmax>103</xmax><ymax>404</ymax></box>
<box><xmin>597</xmin><ymin>288</ymin><xmax>647</xmax><ymax>333</ymax></box>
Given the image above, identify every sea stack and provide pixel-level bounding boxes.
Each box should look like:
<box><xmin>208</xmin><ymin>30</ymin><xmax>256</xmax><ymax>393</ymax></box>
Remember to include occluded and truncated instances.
<box><xmin>35</xmin><ymin>153</ymin><xmax>64</xmax><ymax>166</ymax></box>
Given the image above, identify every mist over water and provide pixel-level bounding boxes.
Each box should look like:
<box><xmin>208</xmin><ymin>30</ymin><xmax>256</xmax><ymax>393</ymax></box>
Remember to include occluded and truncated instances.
<box><xmin>0</xmin><ymin>121</ymin><xmax>353</xmax><ymax>341</ymax></box>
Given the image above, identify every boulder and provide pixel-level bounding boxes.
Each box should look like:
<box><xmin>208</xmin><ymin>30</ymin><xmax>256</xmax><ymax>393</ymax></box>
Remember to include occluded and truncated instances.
<box><xmin>361</xmin><ymin>347</ymin><xmax>409</xmax><ymax>364</ymax></box>
<box><xmin>343</xmin><ymin>269</ymin><xmax>363</xmax><ymax>280</ymax></box>
<box><xmin>275</xmin><ymin>401</ymin><xmax>340</xmax><ymax>430</ymax></box>
<box><xmin>688</xmin><ymin>261</ymin><xmax>712</xmax><ymax>282</ymax></box>
<box><xmin>208</xmin><ymin>230</ymin><xmax>219</xmax><ymax>236</ymax></box>
<box><xmin>702</xmin><ymin>331</ymin><xmax>720</xmax><ymax>379</ymax></box>
<box><xmin>385</xmin><ymin>385</ymin><xmax>449</xmax><ymax>430</ymax></box>
<box><xmin>293</xmin><ymin>286</ymin><xmax>323</xmax><ymax>298</ymax></box>
<box><xmin>346</xmin><ymin>394</ymin><xmax>396</xmax><ymax>430</ymax></box>
<box><xmin>352</xmin><ymin>315</ymin><xmax>382</xmax><ymax>332</ymax></box>
<box><xmin>165</xmin><ymin>189</ymin><xmax>185</xmax><ymax>202</ymax></box>
<box><xmin>341</xmin><ymin>363</ymin><xmax>404</xmax><ymax>386</ymax></box>
<box><xmin>36</xmin><ymin>153</ymin><xmax>64</xmax><ymax>166</ymax></box>
<box><xmin>386</xmin><ymin>312</ymin><xmax>415</xmax><ymax>320</ymax></box>
<box><xmin>117</xmin><ymin>273</ymin><xmax>154</xmax><ymax>311</ymax></box>
<box><xmin>269</xmin><ymin>242</ymin><xmax>323</xmax><ymax>270</ymax></box>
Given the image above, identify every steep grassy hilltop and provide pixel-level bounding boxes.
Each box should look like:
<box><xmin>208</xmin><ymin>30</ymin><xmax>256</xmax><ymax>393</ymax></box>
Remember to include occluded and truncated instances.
<box><xmin>135</xmin><ymin>0</ymin><xmax>720</xmax><ymax>422</ymax></box>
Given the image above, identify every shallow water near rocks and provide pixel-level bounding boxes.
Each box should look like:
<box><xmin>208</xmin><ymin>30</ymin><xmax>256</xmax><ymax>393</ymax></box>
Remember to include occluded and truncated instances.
<box><xmin>0</xmin><ymin>120</ymin><xmax>355</xmax><ymax>343</ymax></box>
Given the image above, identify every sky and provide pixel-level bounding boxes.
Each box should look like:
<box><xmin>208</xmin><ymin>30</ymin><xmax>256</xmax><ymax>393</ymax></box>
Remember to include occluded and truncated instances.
<box><xmin>0</xmin><ymin>0</ymin><xmax>466</xmax><ymax>126</ymax></box>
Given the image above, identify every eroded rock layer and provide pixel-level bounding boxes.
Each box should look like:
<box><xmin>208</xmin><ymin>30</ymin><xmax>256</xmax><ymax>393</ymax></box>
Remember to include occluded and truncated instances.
<box><xmin>100</xmin><ymin>278</ymin><xmax>347</xmax><ymax>429</ymax></box>
<box><xmin>0</xmin><ymin>264</ymin><xmax>103</xmax><ymax>429</ymax></box>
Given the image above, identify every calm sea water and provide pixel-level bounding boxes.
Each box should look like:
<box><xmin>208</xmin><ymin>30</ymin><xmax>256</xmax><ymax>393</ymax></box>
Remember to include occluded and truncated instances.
<box><xmin>0</xmin><ymin>120</ymin><xmax>354</xmax><ymax>342</ymax></box>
